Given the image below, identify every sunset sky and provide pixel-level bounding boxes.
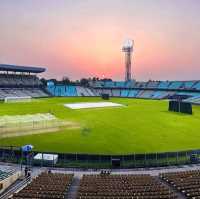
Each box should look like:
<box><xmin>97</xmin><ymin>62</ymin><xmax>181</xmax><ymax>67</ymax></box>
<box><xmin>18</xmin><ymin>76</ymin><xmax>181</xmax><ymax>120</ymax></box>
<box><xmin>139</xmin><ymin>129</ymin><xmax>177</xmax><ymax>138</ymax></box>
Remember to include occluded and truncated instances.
<box><xmin>0</xmin><ymin>0</ymin><xmax>200</xmax><ymax>81</ymax></box>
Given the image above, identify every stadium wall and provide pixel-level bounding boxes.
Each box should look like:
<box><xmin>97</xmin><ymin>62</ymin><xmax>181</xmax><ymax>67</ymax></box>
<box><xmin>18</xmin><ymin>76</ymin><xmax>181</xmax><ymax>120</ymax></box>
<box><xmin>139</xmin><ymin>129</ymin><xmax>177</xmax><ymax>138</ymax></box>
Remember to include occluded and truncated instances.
<box><xmin>0</xmin><ymin>146</ymin><xmax>199</xmax><ymax>169</ymax></box>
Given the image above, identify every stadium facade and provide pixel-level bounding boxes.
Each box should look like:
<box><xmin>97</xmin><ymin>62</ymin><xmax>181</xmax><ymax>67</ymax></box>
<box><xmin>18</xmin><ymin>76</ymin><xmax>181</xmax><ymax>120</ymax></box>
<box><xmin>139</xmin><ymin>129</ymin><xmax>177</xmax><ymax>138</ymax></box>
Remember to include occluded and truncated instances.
<box><xmin>47</xmin><ymin>80</ymin><xmax>200</xmax><ymax>105</ymax></box>
<box><xmin>0</xmin><ymin>64</ymin><xmax>49</xmax><ymax>100</ymax></box>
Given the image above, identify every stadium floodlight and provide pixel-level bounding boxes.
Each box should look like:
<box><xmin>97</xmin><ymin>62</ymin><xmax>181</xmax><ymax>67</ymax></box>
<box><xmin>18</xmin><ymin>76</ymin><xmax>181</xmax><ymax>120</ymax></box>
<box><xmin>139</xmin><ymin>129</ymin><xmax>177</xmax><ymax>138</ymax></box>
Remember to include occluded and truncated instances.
<box><xmin>122</xmin><ymin>39</ymin><xmax>134</xmax><ymax>81</ymax></box>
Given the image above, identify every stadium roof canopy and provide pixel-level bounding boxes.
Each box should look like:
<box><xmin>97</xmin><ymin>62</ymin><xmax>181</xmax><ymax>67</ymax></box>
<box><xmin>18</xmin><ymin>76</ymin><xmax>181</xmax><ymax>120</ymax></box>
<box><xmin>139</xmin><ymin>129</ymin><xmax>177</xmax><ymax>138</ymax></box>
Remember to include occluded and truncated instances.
<box><xmin>0</xmin><ymin>64</ymin><xmax>46</xmax><ymax>73</ymax></box>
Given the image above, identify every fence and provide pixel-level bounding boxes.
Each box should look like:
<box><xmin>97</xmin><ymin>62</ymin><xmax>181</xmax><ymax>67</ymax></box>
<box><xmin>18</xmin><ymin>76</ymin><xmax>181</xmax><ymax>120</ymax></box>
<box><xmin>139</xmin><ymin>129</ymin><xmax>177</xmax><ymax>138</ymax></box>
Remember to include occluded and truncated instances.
<box><xmin>0</xmin><ymin>146</ymin><xmax>199</xmax><ymax>169</ymax></box>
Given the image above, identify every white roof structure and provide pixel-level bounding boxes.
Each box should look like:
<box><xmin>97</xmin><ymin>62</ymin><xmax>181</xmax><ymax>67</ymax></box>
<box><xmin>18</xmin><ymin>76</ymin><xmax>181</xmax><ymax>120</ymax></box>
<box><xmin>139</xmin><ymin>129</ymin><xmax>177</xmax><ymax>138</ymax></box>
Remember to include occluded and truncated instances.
<box><xmin>34</xmin><ymin>153</ymin><xmax>58</xmax><ymax>164</ymax></box>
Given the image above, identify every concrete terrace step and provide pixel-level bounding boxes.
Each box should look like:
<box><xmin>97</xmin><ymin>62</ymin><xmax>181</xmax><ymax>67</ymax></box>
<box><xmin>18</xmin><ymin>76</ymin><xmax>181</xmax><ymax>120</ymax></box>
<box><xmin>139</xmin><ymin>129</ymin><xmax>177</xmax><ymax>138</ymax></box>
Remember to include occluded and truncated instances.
<box><xmin>66</xmin><ymin>176</ymin><xmax>80</xmax><ymax>199</ymax></box>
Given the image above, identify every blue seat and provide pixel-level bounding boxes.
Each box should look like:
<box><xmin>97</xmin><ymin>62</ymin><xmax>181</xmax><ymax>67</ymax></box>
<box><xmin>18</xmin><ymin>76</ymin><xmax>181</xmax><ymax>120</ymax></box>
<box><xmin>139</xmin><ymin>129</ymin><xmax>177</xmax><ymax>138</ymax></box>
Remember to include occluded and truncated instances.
<box><xmin>121</xmin><ymin>89</ymin><xmax>129</xmax><ymax>97</ymax></box>
<box><xmin>128</xmin><ymin>90</ymin><xmax>139</xmax><ymax>97</ymax></box>
<box><xmin>192</xmin><ymin>81</ymin><xmax>200</xmax><ymax>90</ymax></box>
<box><xmin>168</xmin><ymin>81</ymin><xmax>183</xmax><ymax>89</ymax></box>
<box><xmin>47</xmin><ymin>85</ymin><xmax>55</xmax><ymax>95</ymax></box>
<box><xmin>158</xmin><ymin>81</ymin><xmax>170</xmax><ymax>89</ymax></box>
<box><xmin>65</xmin><ymin>86</ymin><xmax>77</xmax><ymax>96</ymax></box>
<box><xmin>183</xmin><ymin>81</ymin><xmax>195</xmax><ymax>89</ymax></box>
<box><xmin>47</xmin><ymin>85</ymin><xmax>77</xmax><ymax>96</ymax></box>
<box><xmin>104</xmin><ymin>81</ymin><xmax>115</xmax><ymax>88</ymax></box>
<box><xmin>115</xmin><ymin>81</ymin><xmax>126</xmax><ymax>87</ymax></box>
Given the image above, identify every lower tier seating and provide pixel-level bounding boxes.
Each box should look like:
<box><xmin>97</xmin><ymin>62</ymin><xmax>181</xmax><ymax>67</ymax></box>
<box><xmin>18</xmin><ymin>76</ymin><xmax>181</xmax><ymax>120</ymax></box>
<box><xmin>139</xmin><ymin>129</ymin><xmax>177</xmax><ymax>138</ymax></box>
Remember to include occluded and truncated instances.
<box><xmin>160</xmin><ymin>170</ymin><xmax>200</xmax><ymax>199</ymax></box>
<box><xmin>12</xmin><ymin>172</ymin><xmax>73</xmax><ymax>199</ymax></box>
<box><xmin>0</xmin><ymin>88</ymin><xmax>48</xmax><ymax>99</ymax></box>
<box><xmin>77</xmin><ymin>174</ymin><xmax>177</xmax><ymax>199</ymax></box>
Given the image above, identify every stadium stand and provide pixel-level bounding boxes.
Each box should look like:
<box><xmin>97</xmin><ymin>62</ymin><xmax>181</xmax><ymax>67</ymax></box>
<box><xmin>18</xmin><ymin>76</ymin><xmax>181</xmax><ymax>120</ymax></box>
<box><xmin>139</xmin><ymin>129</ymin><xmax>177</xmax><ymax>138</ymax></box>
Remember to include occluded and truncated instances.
<box><xmin>76</xmin><ymin>86</ymin><xmax>92</xmax><ymax>96</ymax></box>
<box><xmin>91</xmin><ymin>88</ymin><xmax>101</xmax><ymax>96</ymax></box>
<box><xmin>134</xmin><ymin>81</ymin><xmax>147</xmax><ymax>88</ymax></box>
<box><xmin>120</xmin><ymin>89</ymin><xmax>129</xmax><ymax>97</ymax></box>
<box><xmin>157</xmin><ymin>81</ymin><xmax>171</xmax><ymax>89</ymax></box>
<box><xmin>128</xmin><ymin>89</ymin><xmax>139</xmax><ymax>97</ymax></box>
<box><xmin>12</xmin><ymin>172</ymin><xmax>73</xmax><ymax>199</ymax></box>
<box><xmin>104</xmin><ymin>81</ymin><xmax>115</xmax><ymax>88</ymax></box>
<box><xmin>77</xmin><ymin>174</ymin><xmax>177</xmax><ymax>199</ymax></box>
<box><xmin>0</xmin><ymin>169</ymin><xmax>15</xmax><ymax>181</ymax></box>
<box><xmin>0</xmin><ymin>64</ymin><xmax>48</xmax><ymax>99</ymax></box>
<box><xmin>168</xmin><ymin>81</ymin><xmax>183</xmax><ymax>89</ymax></box>
<box><xmin>5</xmin><ymin>167</ymin><xmax>200</xmax><ymax>198</ymax></box>
<box><xmin>151</xmin><ymin>91</ymin><xmax>168</xmax><ymax>99</ymax></box>
<box><xmin>46</xmin><ymin>79</ymin><xmax>200</xmax><ymax>105</ymax></box>
<box><xmin>111</xmin><ymin>89</ymin><xmax>121</xmax><ymax>97</ymax></box>
<box><xmin>192</xmin><ymin>81</ymin><xmax>200</xmax><ymax>90</ymax></box>
<box><xmin>146</xmin><ymin>81</ymin><xmax>160</xmax><ymax>88</ymax></box>
<box><xmin>182</xmin><ymin>81</ymin><xmax>195</xmax><ymax>89</ymax></box>
<box><xmin>138</xmin><ymin>90</ymin><xmax>155</xmax><ymax>98</ymax></box>
<box><xmin>160</xmin><ymin>170</ymin><xmax>200</xmax><ymax>199</ymax></box>
<box><xmin>0</xmin><ymin>168</ymin><xmax>21</xmax><ymax>194</ymax></box>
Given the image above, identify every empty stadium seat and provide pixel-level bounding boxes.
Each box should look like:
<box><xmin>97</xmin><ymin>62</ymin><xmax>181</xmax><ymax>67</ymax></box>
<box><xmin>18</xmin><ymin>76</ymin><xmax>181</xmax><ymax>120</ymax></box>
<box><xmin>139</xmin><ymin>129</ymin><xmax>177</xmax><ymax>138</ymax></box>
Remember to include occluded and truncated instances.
<box><xmin>77</xmin><ymin>174</ymin><xmax>177</xmax><ymax>198</ymax></box>
<box><xmin>121</xmin><ymin>89</ymin><xmax>129</xmax><ymax>97</ymax></box>
<box><xmin>158</xmin><ymin>81</ymin><xmax>171</xmax><ymax>89</ymax></box>
<box><xmin>168</xmin><ymin>81</ymin><xmax>183</xmax><ymax>89</ymax></box>
<box><xmin>12</xmin><ymin>172</ymin><xmax>73</xmax><ymax>199</ymax></box>
<box><xmin>160</xmin><ymin>170</ymin><xmax>200</xmax><ymax>199</ymax></box>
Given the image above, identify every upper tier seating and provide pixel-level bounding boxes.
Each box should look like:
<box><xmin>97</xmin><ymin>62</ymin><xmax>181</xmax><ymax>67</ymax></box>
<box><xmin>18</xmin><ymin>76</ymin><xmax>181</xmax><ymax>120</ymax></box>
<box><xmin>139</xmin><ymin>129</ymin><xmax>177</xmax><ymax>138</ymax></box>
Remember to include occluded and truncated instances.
<box><xmin>160</xmin><ymin>170</ymin><xmax>200</xmax><ymax>199</ymax></box>
<box><xmin>134</xmin><ymin>81</ymin><xmax>147</xmax><ymax>88</ymax></box>
<box><xmin>192</xmin><ymin>81</ymin><xmax>200</xmax><ymax>90</ymax></box>
<box><xmin>115</xmin><ymin>81</ymin><xmax>126</xmax><ymax>87</ymax></box>
<box><xmin>104</xmin><ymin>81</ymin><xmax>115</xmax><ymax>88</ymax></box>
<box><xmin>182</xmin><ymin>81</ymin><xmax>195</xmax><ymax>89</ymax></box>
<box><xmin>0</xmin><ymin>74</ymin><xmax>48</xmax><ymax>98</ymax></box>
<box><xmin>125</xmin><ymin>80</ymin><xmax>135</xmax><ymax>88</ymax></box>
<box><xmin>156</xmin><ymin>81</ymin><xmax>170</xmax><ymax>89</ymax></box>
<box><xmin>0</xmin><ymin>74</ymin><xmax>42</xmax><ymax>87</ymax></box>
<box><xmin>12</xmin><ymin>172</ymin><xmax>73</xmax><ymax>199</ymax></box>
<box><xmin>77</xmin><ymin>174</ymin><xmax>177</xmax><ymax>199</ymax></box>
<box><xmin>147</xmin><ymin>81</ymin><xmax>159</xmax><ymax>88</ymax></box>
<box><xmin>90</xmin><ymin>80</ymin><xmax>200</xmax><ymax>91</ymax></box>
<box><xmin>168</xmin><ymin>81</ymin><xmax>183</xmax><ymax>89</ymax></box>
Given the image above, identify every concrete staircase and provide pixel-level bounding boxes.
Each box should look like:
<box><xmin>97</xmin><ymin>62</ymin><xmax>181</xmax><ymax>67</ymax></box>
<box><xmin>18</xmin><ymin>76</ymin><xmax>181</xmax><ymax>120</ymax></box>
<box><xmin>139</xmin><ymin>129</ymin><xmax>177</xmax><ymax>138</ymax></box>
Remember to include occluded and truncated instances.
<box><xmin>66</xmin><ymin>176</ymin><xmax>80</xmax><ymax>199</ymax></box>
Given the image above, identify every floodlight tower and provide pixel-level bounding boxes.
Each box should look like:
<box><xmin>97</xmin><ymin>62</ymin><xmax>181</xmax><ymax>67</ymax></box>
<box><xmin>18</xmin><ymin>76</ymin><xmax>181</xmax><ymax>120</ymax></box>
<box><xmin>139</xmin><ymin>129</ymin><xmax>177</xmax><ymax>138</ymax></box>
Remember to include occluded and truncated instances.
<box><xmin>122</xmin><ymin>39</ymin><xmax>134</xmax><ymax>81</ymax></box>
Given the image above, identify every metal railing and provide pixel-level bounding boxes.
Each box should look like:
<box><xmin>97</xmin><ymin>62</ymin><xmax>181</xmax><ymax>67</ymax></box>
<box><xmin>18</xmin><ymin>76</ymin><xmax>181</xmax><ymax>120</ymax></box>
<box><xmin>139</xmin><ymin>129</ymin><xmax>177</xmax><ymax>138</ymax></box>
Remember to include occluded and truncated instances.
<box><xmin>0</xmin><ymin>176</ymin><xmax>31</xmax><ymax>199</ymax></box>
<box><xmin>0</xmin><ymin>146</ymin><xmax>199</xmax><ymax>169</ymax></box>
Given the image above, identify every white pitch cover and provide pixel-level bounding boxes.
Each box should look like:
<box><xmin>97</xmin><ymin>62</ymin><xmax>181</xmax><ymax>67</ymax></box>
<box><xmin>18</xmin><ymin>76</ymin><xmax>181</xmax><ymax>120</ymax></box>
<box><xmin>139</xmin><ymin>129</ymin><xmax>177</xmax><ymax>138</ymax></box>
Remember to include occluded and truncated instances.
<box><xmin>64</xmin><ymin>102</ymin><xmax>124</xmax><ymax>109</ymax></box>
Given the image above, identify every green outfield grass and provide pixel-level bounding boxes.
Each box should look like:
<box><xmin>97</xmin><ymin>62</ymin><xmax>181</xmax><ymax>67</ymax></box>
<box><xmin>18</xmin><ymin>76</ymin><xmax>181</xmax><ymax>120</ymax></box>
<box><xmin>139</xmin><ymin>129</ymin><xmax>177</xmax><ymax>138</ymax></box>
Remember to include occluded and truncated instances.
<box><xmin>0</xmin><ymin>97</ymin><xmax>200</xmax><ymax>155</ymax></box>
